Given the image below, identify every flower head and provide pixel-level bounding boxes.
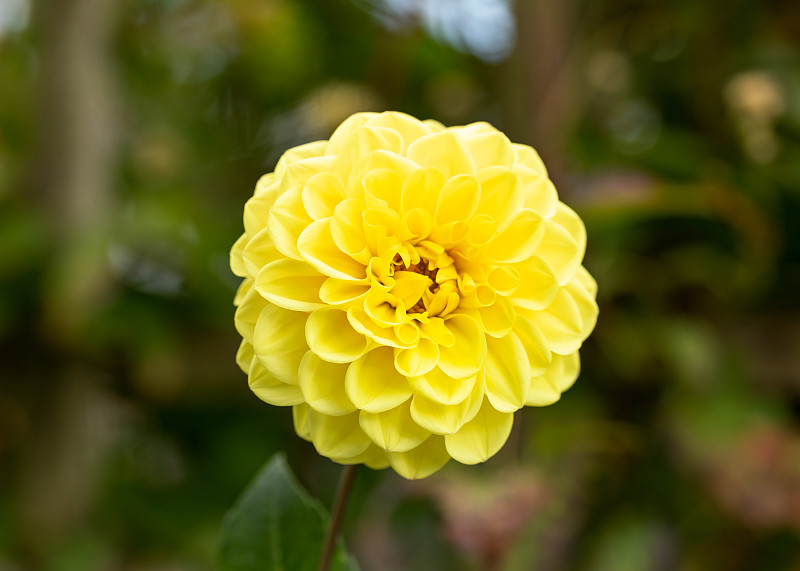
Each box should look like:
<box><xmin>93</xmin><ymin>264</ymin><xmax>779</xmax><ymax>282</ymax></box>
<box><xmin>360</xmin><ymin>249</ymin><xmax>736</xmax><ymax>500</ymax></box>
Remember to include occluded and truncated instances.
<box><xmin>231</xmin><ymin>112</ymin><xmax>597</xmax><ymax>479</ymax></box>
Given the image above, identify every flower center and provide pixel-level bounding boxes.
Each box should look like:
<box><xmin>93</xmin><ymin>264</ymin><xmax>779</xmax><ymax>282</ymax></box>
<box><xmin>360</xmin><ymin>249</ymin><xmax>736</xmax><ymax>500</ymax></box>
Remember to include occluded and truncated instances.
<box><xmin>383</xmin><ymin>241</ymin><xmax>460</xmax><ymax>318</ymax></box>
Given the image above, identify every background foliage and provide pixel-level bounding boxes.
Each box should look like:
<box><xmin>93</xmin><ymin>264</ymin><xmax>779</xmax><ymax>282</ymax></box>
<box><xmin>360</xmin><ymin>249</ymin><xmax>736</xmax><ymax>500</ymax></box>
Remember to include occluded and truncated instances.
<box><xmin>2</xmin><ymin>0</ymin><xmax>800</xmax><ymax>569</ymax></box>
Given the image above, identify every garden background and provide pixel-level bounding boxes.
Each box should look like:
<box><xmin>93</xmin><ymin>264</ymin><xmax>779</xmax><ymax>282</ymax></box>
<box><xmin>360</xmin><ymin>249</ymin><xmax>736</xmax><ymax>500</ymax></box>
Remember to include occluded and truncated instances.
<box><xmin>2</xmin><ymin>0</ymin><xmax>800</xmax><ymax>569</ymax></box>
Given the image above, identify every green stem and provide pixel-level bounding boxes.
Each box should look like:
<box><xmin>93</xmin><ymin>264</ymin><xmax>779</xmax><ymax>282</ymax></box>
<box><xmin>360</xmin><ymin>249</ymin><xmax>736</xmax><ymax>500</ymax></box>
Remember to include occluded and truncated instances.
<box><xmin>317</xmin><ymin>464</ymin><xmax>357</xmax><ymax>571</ymax></box>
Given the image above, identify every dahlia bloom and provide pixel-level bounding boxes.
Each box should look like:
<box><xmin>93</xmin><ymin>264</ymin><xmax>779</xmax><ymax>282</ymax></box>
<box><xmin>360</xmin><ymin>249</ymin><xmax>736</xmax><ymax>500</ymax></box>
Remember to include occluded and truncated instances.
<box><xmin>231</xmin><ymin>112</ymin><xmax>597</xmax><ymax>479</ymax></box>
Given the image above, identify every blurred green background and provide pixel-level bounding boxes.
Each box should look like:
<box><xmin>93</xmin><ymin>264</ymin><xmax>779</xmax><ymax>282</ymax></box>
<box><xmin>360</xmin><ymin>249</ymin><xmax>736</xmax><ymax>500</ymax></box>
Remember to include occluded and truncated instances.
<box><xmin>2</xmin><ymin>0</ymin><xmax>800</xmax><ymax>569</ymax></box>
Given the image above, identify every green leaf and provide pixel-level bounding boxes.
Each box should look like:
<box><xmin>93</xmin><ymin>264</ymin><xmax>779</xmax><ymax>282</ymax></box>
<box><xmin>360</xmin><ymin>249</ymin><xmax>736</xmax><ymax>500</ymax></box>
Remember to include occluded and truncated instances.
<box><xmin>217</xmin><ymin>453</ymin><xmax>358</xmax><ymax>571</ymax></box>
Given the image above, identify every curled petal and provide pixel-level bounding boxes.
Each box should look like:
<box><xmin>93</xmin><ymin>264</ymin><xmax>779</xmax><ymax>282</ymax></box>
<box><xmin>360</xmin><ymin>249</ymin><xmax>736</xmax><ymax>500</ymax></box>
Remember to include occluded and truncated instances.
<box><xmin>485</xmin><ymin>332</ymin><xmax>531</xmax><ymax>412</ymax></box>
<box><xmin>435</xmin><ymin>174</ymin><xmax>480</xmax><ymax>226</ymax></box>
<box><xmin>326</xmin><ymin>113</ymin><xmax>377</xmax><ymax>155</ymax></box>
<box><xmin>527</xmin><ymin>352</ymin><xmax>580</xmax><ymax>406</ymax></box>
<box><xmin>535</xmin><ymin>203</ymin><xmax>586</xmax><ymax>286</ymax></box>
<box><xmin>253</xmin><ymin>304</ymin><xmax>308</xmax><ymax>384</ymax></box>
<box><xmin>467</xmin><ymin>214</ymin><xmax>497</xmax><ymax>246</ymax></box>
<box><xmin>267</xmin><ymin>187</ymin><xmax>311</xmax><ymax>260</ymax></box>
<box><xmin>305</xmin><ymin>408</ymin><xmax>372</xmax><ymax>459</ymax></box>
<box><xmin>301</xmin><ymin>172</ymin><xmax>346</xmax><ymax>220</ymax></box>
<box><xmin>344</xmin><ymin>150</ymin><xmax>418</xmax><ymax>197</ymax></box>
<box><xmin>420</xmin><ymin>317</ymin><xmax>455</xmax><ymax>348</ymax></box>
<box><xmin>293</xmin><ymin>403</ymin><xmax>312</xmax><ymax>440</ymax></box>
<box><xmin>410</xmin><ymin>374</ymin><xmax>484</xmax><ymax>434</ymax></box>
<box><xmin>234</xmin><ymin>281</ymin><xmax>266</xmax><ymax>343</ymax></box>
<box><xmin>407</xmin><ymin>131</ymin><xmax>476</xmax><ymax>178</ymax></box>
<box><xmin>394</xmin><ymin>338</ymin><xmax>440</xmax><ymax>377</ymax></box>
<box><xmin>230</xmin><ymin>233</ymin><xmax>248</xmax><ymax>277</ymax></box>
<box><xmin>512</xmin><ymin>143</ymin><xmax>547</xmax><ymax>176</ymax></box>
<box><xmin>330</xmin><ymin>198</ymin><xmax>372</xmax><ymax>265</ymax></box>
<box><xmin>409</xmin><ymin>366</ymin><xmax>477</xmax><ymax>406</ymax></box>
<box><xmin>297</xmin><ymin>218</ymin><xmax>367</xmax><ymax>280</ymax></box>
<box><xmin>359</xmin><ymin>400</ymin><xmax>430</xmax><ymax>452</ymax></box>
<box><xmin>476</xmin><ymin>167</ymin><xmax>524</xmax><ymax>231</ymax></box>
<box><xmin>281</xmin><ymin>155</ymin><xmax>336</xmax><ymax>192</ymax></box>
<box><xmin>512</xmin><ymin>314</ymin><xmax>552</xmax><ymax>377</ymax></box>
<box><xmin>243</xmin><ymin>227</ymin><xmax>282</xmax><ymax>278</ymax></box>
<box><xmin>333</xmin><ymin>126</ymin><xmax>405</xmax><ymax>181</ymax></box>
<box><xmin>244</xmin><ymin>189</ymin><xmax>276</xmax><ymax>235</ymax></box>
<box><xmin>274</xmin><ymin>141</ymin><xmax>329</xmax><ymax>179</ymax></box>
<box><xmin>333</xmin><ymin>445</ymin><xmax>390</xmax><ymax>469</ymax></box>
<box><xmin>298</xmin><ymin>351</ymin><xmax>356</xmax><ymax>416</ymax></box>
<box><xmin>248</xmin><ymin>355</ymin><xmax>304</xmax><ymax>406</ymax></box>
<box><xmin>444</xmin><ymin>399</ymin><xmax>513</xmax><ymax>465</ymax></box>
<box><xmin>255</xmin><ymin>259</ymin><xmax>326</xmax><ymax>311</ymax></box>
<box><xmin>529</xmin><ymin>278</ymin><xmax>597</xmax><ymax>355</ymax></box>
<box><xmin>236</xmin><ymin>340</ymin><xmax>254</xmax><ymax>374</ymax></box>
<box><xmin>464</xmin><ymin>131</ymin><xmax>515</xmax><ymax>170</ymax></box>
<box><xmin>364</xmin><ymin>111</ymin><xmax>432</xmax><ymax>151</ymax></box>
<box><xmin>364</xmin><ymin>290</ymin><xmax>405</xmax><ymax>327</ymax></box>
<box><xmin>318</xmin><ymin>277</ymin><xmax>370</xmax><ymax>307</ymax></box>
<box><xmin>511</xmin><ymin>256</ymin><xmax>559</xmax><ymax>311</ymax></box>
<box><xmin>346</xmin><ymin>347</ymin><xmax>413</xmax><ymax>413</ymax></box>
<box><xmin>438</xmin><ymin>313</ymin><xmax>487</xmax><ymax>379</ymax></box>
<box><xmin>513</xmin><ymin>165</ymin><xmax>557</xmax><ymax>218</ymax></box>
<box><xmin>306</xmin><ymin>307</ymin><xmax>370</xmax><ymax>363</ymax></box>
<box><xmin>486</xmin><ymin>265</ymin><xmax>520</xmax><ymax>296</ymax></box>
<box><xmin>477</xmin><ymin>296</ymin><xmax>516</xmax><ymax>338</ymax></box>
<box><xmin>388</xmin><ymin>435</ymin><xmax>450</xmax><ymax>480</ymax></box>
<box><xmin>486</xmin><ymin>209</ymin><xmax>545</xmax><ymax>264</ymax></box>
<box><xmin>401</xmin><ymin>166</ymin><xmax>445</xmax><ymax>215</ymax></box>
<box><xmin>363</xmin><ymin>168</ymin><xmax>403</xmax><ymax>212</ymax></box>
<box><xmin>347</xmin><ymin>306</ymin><xmax>411</xmax><ymax>348</ymax></box>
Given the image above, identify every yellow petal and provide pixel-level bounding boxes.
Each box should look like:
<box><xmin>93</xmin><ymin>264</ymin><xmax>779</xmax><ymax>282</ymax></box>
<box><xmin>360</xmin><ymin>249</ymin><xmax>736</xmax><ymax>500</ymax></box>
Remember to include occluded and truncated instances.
<box><xmin>306</xmin><ymin>307</ymin><xmax>370</xmax><ymax>363</ymax></box>
<box><xmin>253</xmin><ymin>304</ymin><xmax>308</xmax><ymax>384</ymax></box>
<box><xmin>467</xmin><ymin>214</ymin><xmax>497</xmax><ymax>246</ymax></box>
<box><xmin>266</xmin><ymin>187</ymin><xmax>310</xmax><ymax>260</ymax></box>
<box><xmin>420</xmin><ymin>317</ymin><xmax>455</xmax><ymax>347</ymax></box>
<box><xmin>529</xmin><ymin>280</ymin><xmax>595</xmax><ymax>355</ymax></box>
<box><xmin>297</xmin><ymin>218</ymin><xmax>367</xmax><ymax>280</ymax></box>
<box><xmin>318</xmin><ymin>277</ymin><xmax>370</xmax><ymax>307</ymax></box>
<box><xmin>535</xmin><ymin>202</ymin><xmax>586</xmax><ymax>286</ymax></box>
<box><xmin>243</xmin><ymin>227</ymin><xmax>282</xmax><ymax>278</ymax></box>
<box><xmin>485</xmin><ymin>209</ymin><xmax>545</xmax><ymax>264</ymax></box>
<box><xmin>233</xmin><ymin>281</ymin><xmax>267</xmax><ymax>343</ymax></box>
<box><xmin>364</xmin><ymin>111</ymin><xmax>432</xmax><ymax>151</ymax></box>
<box><xmin>362</xmin><ymin>206</ymin><xmax>401</xmax><ymax>256</ymax></box>
<box><xmin>407</xmin><ymin>131</ymin><xmax>476</xmax><ymax>178</ymax></box>
<box><xmin>486</xmin><ymin>265</ymin><xmax>520</xmax><ymax>296</ymax></box>
<box><xmin>511</xmin><ymin>255</ymin><xmax>559</xmax><ymax>310</ymax></box>
<box><xmin>444</xmin><ymin>399</ymin><xmax>513</xmax><ymax>465</ymax></box>
<box><xmin>566</xmin><ymin>271</ymin><xmax>599</xmax><ymax>340</ymax></box>
<box><xmin>301</xmin><ymin>171</ymin><xmax>346</xmax><ymax>220</ymax></box>
<box><xmin>326</xmin><ymin>112</ymin><xmax>378</xmax><ymax>155</ymax></box>
<box><xmin>388</xmin><ymin>435</ymin><xmax>450</xmax><ymax>480</ymax></box>
<box><xmin>359</xmin><ymin>400</ymin><xmax>430</xmax><ymax>452</ymax></box>
<box><xmin>364</xmin><ymin>289</ymin><xmax>405</xmax><ymax>326</ymax></box>
<box><xmin>512</xmin><ymin>313</ymin><xmax>552</xmax><ymax>377</ymax></box>
<box><xmin>463</xmin><ymin>131</ymin><xmax>514</xmax><ymax>170</ymax></box>
<box><xmin>575</xmin><ymin>265</ymin><xmax>598</xmax><ymax>298</ymax></box>
<box><xmin>332</xmin><ymin>444</ymin><xmax>390</xmax><ymax>469</ymax></box>
<box><xmin>347</xmin><ymin>306</ymin><xmax>408</xmax><ymax>348</ymax></box>
<box><xmin>485</xmin><ymin>333</ymin><xmax>531</xmax><ymax>412</ymax></box>
<box><xmin>409</xmin><ymin>366</ymin><xmax>477</xmax><ymax>405</ymax></box>
<box><xmin>435</xmin><ymin>174</ymin><xmax>480</xmax><ymax>226</ymax></box>
<box><xmin>344</xmin><ymin>150</ymin><xmax>418</xmax><ymax>198</ymax></box>
<box><xmin>281</xmin><ymin>155</ymin><xmax>336</xmax><ymax>193</ymax></box>
<box><xmin>400</xmin><ymin>166</ymin><xmax>445</xmax><ymax>214</ymax></box>
<box><xmin>330</xmin><ymin>198</ymin><xmax>372</xmax><ymax>265</ymax></box>
<box><xmin>409</xmin><ymin>374</ymin><xmax>484</xmax><ymax>434</ymax></box>
<box><xmin>333</xmin><ymin>126</ymin><xmax>405</xmax><ymax>181</ymax></box>
<box><xmin>363</xmin><ymin>168</ymin><xmax>403</xmax><ymax>212</ymax></box>
<box><xmin>298</xmin><ymin>351</ymin><xmax>356</xmax><ymax>416</ymax></box>
<box><xmin>527</xmin><ymin>351</ymin><xmax>580</xmax><ymax>406</ymax></box>
<box><xmin>248</xmin><ymin>354</ymin><xmax>304</xmax><ymax>406</ymax></box>
<box><xmin>394</xmin><ymin>338</ymin><xmax>440</xmax><ymax>377</ymax></box>
<box><xmin>476</xmin><ymin>167</ymin><xmax>524</xmax><ymax>231</ymax></box>
<box><xmin>245</xmin><ymin>184</ymin><xmax>278</xmax><ymax>233</ymax></box>
<box><xmin>274</xmin><ymin>141</ymin><xmax>329</xmax><ymax>178</ymax></box>
<box><xmin>305</xmin><ymin>409</ymin><xmax>372</xmax><ymax>459</ymax></box>
<box><xmin>346</xmin><ymin>347</ymin><xmax>413</xmax><ymax>413</ymax></box>
<box><xmin>401</xmin><ymin>208</ymin><xmax>433</xmax><ymax>242</ymax></box>
<box><xmin>513</xmin><ymin>165</ymin><xmax>557</xmax><ymax>218</ymax></box>
<box><xmin>293</xmin><ymin>403</ymin><xmax>312</xmax><ymax>440</ymax></box>
<box><xmin>255</xmin><ymin>259</ymin><xmax>326</xmax><ymax>311</ymax></box>
<box><xmin>438</xmin><ymin>313</ymin><xmax>487</xmax><ymax>379</ymax></box>
<box><xmin>392</xmin><ymin>271</ymin><xmax>433</xmax><ymax>309</ymax></box>
<box><xmin>512</xmin><ymin>143</ymin><xmax>547</xmax><ymax>176</ymax></box>
<box><xmin>236</xmin><ymin>339</ymin><xmax>254</xmax><ymax>374</ymax></box>
<box><xmin>477</xmin><ymin>296</ymin><xmax>516</xmax><ymax>338</ymax></box>
<box><xmin>230</xmin><ymin>233</ymin><xmax>248</xmax><ymax>277</ymax></box>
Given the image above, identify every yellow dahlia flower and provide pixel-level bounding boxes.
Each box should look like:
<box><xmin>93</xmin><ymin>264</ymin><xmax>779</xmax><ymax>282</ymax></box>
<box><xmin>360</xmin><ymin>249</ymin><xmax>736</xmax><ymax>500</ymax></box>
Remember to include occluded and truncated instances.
<box><xmin>231</xmin><ymin>112</ymin><xmax>597</xmax><ymax>479</ymax></box>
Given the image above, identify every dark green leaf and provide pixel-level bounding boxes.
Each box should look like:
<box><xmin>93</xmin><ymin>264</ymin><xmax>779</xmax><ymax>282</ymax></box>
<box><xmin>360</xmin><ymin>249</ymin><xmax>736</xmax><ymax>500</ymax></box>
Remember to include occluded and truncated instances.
<box><xmin>218</xmin><ymin>453</ymin><xmax>358</xmax><ymax>571</ymax></box>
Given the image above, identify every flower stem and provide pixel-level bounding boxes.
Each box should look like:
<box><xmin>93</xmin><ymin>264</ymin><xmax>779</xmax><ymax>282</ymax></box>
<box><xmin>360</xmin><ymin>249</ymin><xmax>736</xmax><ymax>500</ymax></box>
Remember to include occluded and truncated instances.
<box><xmin>317</xmin><ymin>464</ymin><xmax>358</xmax><ymax>571</ymax></box>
